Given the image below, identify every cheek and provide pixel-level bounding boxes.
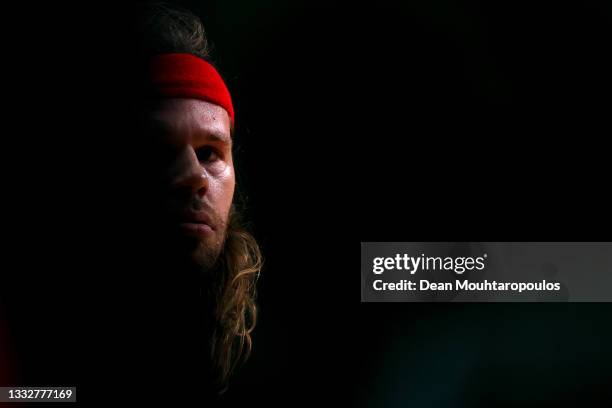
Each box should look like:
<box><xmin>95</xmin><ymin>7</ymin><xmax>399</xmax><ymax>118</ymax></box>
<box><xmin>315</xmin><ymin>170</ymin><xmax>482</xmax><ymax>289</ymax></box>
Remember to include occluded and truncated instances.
<box><xmin>211</xmin><ymin>165</ymin><xmax>235</xmax><ymax>215</ymax></box>
<box><xmin>225</xmin><ymin>170</ymin><xmax>236</xmax><ymax>207</ymax></box>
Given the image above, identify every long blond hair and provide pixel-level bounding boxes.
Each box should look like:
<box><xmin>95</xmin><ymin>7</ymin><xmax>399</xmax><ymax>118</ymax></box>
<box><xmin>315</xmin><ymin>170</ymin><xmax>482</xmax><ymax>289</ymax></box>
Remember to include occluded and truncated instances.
<box><xmin>208</xmin><ymin>209</ymin><xmax>262</xmax><ymax>391</ymax></box>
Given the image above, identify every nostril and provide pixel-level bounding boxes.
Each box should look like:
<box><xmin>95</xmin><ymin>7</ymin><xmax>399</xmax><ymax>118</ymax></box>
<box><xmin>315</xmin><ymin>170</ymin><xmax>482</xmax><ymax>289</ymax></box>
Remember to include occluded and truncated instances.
<box><xmin>196</xmin><ymin>184</ymin><xmax>207</xmax><ymax>197</ymax></box>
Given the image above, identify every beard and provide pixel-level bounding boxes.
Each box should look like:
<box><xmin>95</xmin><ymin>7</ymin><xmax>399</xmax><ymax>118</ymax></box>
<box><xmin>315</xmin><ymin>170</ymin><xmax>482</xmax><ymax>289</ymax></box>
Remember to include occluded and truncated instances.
<box><xmin>179</xmin><ymin>218</ymin><xmax>227</xmax><ymax>272</ymax></box>
<box><xmin>160</xmin><ymin>195</ymin><xmax>230</xmax><ymax>274</ymax></box>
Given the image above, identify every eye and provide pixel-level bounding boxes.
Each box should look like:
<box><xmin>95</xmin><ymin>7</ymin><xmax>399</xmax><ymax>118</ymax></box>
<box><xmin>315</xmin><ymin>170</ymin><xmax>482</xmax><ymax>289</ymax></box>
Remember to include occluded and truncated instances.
<box><xmin>195</xmin><ymin>146</ymin><xmax>220</xmax><ymax>163</ymax></box>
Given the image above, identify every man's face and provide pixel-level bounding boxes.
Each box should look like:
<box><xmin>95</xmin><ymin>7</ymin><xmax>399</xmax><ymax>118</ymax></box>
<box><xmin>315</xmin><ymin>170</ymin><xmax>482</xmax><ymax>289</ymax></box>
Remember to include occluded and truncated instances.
<box><xmin>147</xmin><ymin>98</ymin><xmax>235</xmax><ymax>270</ymax></box>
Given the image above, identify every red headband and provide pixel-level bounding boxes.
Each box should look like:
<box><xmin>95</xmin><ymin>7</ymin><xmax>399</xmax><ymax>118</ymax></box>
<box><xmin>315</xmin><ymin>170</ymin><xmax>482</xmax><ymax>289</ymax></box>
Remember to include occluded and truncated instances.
<box><xmin>149</xmin><ymin>53</ymin><xmax>235</xmax><ymax>123</ymax></box>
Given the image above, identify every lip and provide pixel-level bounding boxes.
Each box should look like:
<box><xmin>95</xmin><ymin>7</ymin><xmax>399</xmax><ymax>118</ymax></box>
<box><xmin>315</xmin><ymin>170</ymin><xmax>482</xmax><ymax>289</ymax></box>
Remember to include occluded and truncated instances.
<box><xmin>177</xmin><ymin>211</ymin><xmax>215</xmax><ymax>236</ymax></box>
<box><xmin>179</xmin><ymin>221</ymin><xmax>214</xmax><ymax>236</ymax></box>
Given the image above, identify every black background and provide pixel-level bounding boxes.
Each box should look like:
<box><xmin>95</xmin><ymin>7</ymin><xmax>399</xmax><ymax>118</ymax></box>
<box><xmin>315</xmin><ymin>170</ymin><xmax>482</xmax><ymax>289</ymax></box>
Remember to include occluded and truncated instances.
<box><xmin>2</xmin><ymin>1</ymin><xmax>611</xmax><ymax>407</ymax></box>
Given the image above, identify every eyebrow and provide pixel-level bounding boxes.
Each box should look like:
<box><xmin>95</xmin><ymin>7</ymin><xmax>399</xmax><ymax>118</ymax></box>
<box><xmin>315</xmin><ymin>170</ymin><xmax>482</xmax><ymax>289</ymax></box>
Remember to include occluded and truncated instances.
<box><xmin>193</xmin><ymin>128</ymin><xmax>232</xmax><ymax>145</ymax></box>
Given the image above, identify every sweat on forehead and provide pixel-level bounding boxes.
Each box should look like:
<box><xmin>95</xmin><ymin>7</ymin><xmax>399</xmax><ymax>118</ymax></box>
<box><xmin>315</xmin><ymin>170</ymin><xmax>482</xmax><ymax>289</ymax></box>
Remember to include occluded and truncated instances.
<box><xmin>149</xmin><ymin>99</ymin><xmax>232</xmax><ymax>144</ymax></box>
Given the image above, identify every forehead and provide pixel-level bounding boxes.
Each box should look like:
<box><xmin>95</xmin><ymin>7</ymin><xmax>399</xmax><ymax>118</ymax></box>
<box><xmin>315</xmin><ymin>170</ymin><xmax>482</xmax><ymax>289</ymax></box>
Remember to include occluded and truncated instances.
<box><xmin>148</xmin><ymin>98</ymin><xmax>231</xmax><ymax>143</ymax></box>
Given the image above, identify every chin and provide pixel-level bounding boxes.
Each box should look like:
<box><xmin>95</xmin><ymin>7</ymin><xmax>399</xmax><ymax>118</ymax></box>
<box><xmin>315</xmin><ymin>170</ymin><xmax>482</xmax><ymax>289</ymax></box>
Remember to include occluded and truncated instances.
<box><xmin>190</xmin><ymin>235</ymin><xmax>224</xmax><ymax>271</ymax></box>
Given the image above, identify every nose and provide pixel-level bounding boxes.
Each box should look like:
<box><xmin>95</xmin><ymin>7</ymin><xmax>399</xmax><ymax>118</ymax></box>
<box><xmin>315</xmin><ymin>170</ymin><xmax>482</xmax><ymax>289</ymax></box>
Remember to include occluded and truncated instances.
<box><xmin>171</xmin><ymin>146</ymin><xmax>209</xmax><ymax>198</ymax></box>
